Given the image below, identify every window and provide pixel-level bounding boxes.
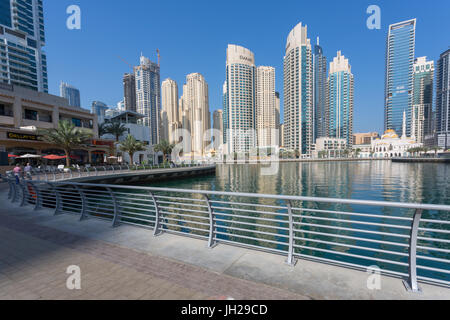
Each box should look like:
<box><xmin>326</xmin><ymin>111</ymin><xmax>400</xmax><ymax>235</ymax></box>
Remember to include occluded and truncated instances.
<box><xmin>24</xmin><ymin>109</ymin><xmax>38</xmax><ymax>121</ymax></box>
<box><xmin>0</xmin><ymin>103</ymin><xmax>13</xmax><ymax>117</ymax></box>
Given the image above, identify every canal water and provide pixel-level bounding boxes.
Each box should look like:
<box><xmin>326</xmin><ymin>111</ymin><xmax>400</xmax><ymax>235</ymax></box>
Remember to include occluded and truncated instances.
<box><xmin>137</xmin><ymin>160</ymin><xmax>449</xmax><ymax>283</ymax></box>
<box><xmin>147</xmin><ymin>161</ymin><xmax>450</xmax><ymax>205</ymax></box>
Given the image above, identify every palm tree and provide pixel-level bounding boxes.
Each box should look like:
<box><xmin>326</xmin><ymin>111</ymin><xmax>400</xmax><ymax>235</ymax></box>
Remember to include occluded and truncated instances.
<box><xmin>431</xmin><ymin>146</ymin><xmax>442</xmax><ymax>157</ymax></box>
<box><xmin>119</xmin><ymin>135</ymin><xmax>146</xmax><ymax>164</ymax></box>
<box><xmin>154</xmin><ymin>140</ymin><xmax>175</xmax><ymax>162</ymax></box>
<box><xmin>105</xmin><ymin>121</ymin><xmax>128</xmax><ymax>142</ymax></box>
<box><xmin>39</xmin><ymin>120</ymin><xmax>92</xmax><ymax>167</ymax></box>
<box><xmin>98</xmin><ymin>123</ymin><xmax>108</xmax><ymax>137</ymax></box>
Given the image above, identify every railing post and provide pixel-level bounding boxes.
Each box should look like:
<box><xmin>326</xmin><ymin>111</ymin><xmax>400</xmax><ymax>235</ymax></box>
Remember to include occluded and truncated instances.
<box><xmin>285</xmin><ymin>200</ymin><xmax>297</xmax><ymax>267</ymax></box>
<box><xmin>108</xmin><ymin>187</ymin><xmax>120</xmax><ymax>228</ymax></box>
<box><xmin>74</xmin><ymin>186</ymin><xmax>88</xmax><ymax>221</ymax></box>
<box><xmin>204</xmin><ymin>195</ymin><xmax>217</xmax><ymax>248</ymax></box>
<box><xmin>403</xmin><ymin>209</ymin><xmax>423</xmax><ymax>293</ymax></box>
<box><xmin>47</xmin><ymin>183</ymin><xmax>62</xmax><ymax>215</ymax></box>
<box><xmin>94</xmin><ymin>167</ymin><xmax>98</xmax><ymax>176</ymax></box>
<box><xmin>111</xmin><ymin>165</ymin><xmax>115</xmax><ymax>173</ymax></box>
<box><xmin>150</xmin><ymin>192</ymin><xmax>163</xmax><ymax>236</ymax></box>
<box><xmin>19</xmin><ymin>180</ymin><xmax>28</xmax><ymax>207</ymax></box>
<box><xmin>29</xmin><ymin>182</ymin><xmax>42</xmax><ymax>211</ymax></box>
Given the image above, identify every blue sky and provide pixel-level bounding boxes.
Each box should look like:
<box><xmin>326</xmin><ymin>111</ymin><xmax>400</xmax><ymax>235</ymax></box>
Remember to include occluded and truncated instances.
<box><xmin>44</xmin><ymin>0</ymin><xmax>450</xmax><ymax>133</ymax></box>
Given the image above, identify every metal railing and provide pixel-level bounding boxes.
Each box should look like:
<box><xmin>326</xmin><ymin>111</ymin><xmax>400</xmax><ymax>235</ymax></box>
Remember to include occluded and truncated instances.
<box><xmin>13</xmin><ymin>162</ymin><xmax>206</xmax><ymax>182</ymax></box>
<box><xmin>5</xmin><ymin>178</ymin><xmax>450</xmax><ymax>293</ymax></box>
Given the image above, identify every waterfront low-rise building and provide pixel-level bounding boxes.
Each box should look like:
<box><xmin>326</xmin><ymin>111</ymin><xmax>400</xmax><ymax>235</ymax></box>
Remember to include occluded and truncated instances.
<box><xmin>0</xmin><ymin>83</ymin><xmax>111</xmax><ymax>169</ymax></box>
<box><xmin>313</xmin><ymin>137</ymin><xmax>348</xmax><ymax>158</ymax></box>
<box><xmin>101</xmin><ymin>110</ymin><xmax>157</xmax><ymax>164</ymax></box>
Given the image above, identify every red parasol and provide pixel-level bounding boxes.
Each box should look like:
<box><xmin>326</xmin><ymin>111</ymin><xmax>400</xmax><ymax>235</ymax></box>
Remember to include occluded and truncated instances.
<box><xmin>43</xmin><ymin>155</ymin><xmax>66</xmax><ymax>160</ymax></box>
<box><xmin>8</xmin><ymin>154</ymin><xmax>18</xmax><ymax>158</ymax></box>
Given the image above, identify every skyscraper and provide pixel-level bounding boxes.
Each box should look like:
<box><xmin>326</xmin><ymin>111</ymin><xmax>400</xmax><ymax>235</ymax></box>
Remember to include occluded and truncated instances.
<box><xmin>134</xmin><ymin>54</ymin><xmax>161</xmax><ymax>145</ymax></box>
<box><xmin>224</xmin><ymin>44</ymin><xmax>256</xmax><ymax>154</ymax></box>
<box><xmin>60</xmin><ymin>82</ymin><xmax>81</xmax><ymax>108</ymax></box>
<box><xmin>283</xmin><ymin>22</ymin><xmax>313</xmax><ymax>155</ymax></box>
<box><xmin>313</xmin><ymin>37</ymin><xmax>327</xmax><ymax>141</ymax></box>
<box><xmin>436</xmin><ymin>49</ymin><xmax>450</xmax><ymax>149</ymax></box>
<box><xmin>385</xmin><ymin>19</ymin><xmax>416</xmax><ymax>136</ymax></box>
<box><xmin>256</xmin><ymin>66</ymin><xmax>277</xmax><ymax>147</ymax></box>
<box><xmin>412</xmin><ymin>57</ymin><xmax>434</xmax><ymax>144</ymax></box>
<box><xmin>0</xmin><ymin>0</ymin><xmax>48</xmax><ymax>92</ymax></box>
<box><xmin>123</xmin><ymin>73</ymin><xmax>136</xmax><ymax>112</ymax></box>
<box><xmin>161</xmin><ymin>78</ymin><xmax>180</xmax><ymax>144</ymax></box>
<box><xmin>213</xmin><ymin>109</ymin><xmax>224</xmax><ymax>148</ymax></box>
<box><xmin>91</xmin><ymin>101</ymin><xmax>109</xmax><ymax>118</ymax></box>
<box><xmin>180</xmin><ymin>73</ymin><xmax>210</xmax><ymax>157</ymax></box>
<box><xmin>327</xmin><ymin>51</ymin><xmax>354</xmax><ymax>146</ymax></box>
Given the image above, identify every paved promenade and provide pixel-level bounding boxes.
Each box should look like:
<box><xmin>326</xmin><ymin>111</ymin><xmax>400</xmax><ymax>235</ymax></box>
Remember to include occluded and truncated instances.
<box><xmin>0</xmin><ymin>183</ymin><xmax>449</xmax><ymax>300</ymax></box>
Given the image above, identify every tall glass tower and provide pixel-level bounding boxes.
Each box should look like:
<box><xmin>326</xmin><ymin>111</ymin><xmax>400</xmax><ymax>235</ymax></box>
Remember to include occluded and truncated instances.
<box><xmin>224</xmin><ymin>44</ymin><xmax>256</xmax><ymax>154</ymax></box>
<box><xmin>283</xmin><ymin>22</ymin><xmax>313</xmax><ymax>155</ymax></box>
<box><xmin>0</xmin><ymin>0</ymin><xmax>48</xmax><ymax>92</ymax></box>
<box><xmin>384</xmin><ymin>19</ymin><xmax>416</xmax><ymax>136</ymax></box>
<box><xmin>411</xmin><ymin>57</ymin><xmax>434</xmax><ymax>144</ymax></box>
<box><xmin>436</xmin><ymin>49</ymin><xmax>450</xmax><ymax>149</ymax></box>
<box><xmin>135</xmin><ymin>54</ymin><xmax>161</xmax><ymax>146</ymax></box>
<box><xmin>313</xmin><ymin>37</ymin><xmax>327</xmax><ymax>142</ymax></box>
<box><xmin>60</xmin><ymin>82</ymin><xmax>81</xmax><ymax>108</ymax></box>
<box><xmin>327</xmin><ymin>51</ymin><xmax>354</xmax><ymax>146</ymax></box>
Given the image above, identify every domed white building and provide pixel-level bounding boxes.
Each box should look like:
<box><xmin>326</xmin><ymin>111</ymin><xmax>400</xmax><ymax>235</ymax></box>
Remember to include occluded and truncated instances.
<box><xmin>372</xmin><ymin>112</ymin><xmax>422</xmax><ymax>158</ymax></box>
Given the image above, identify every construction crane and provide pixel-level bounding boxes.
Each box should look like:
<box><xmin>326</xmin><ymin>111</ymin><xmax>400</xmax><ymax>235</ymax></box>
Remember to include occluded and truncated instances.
<box><xmin>118</xmin><ymin>56</ymin><xmax>134</xmax><ymax>71</ymax></box>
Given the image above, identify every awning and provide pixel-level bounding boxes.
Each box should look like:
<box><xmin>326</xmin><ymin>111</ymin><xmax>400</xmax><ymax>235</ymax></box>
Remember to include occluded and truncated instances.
<box><xmin>43</xmin><ymin>155</ymin><xmax>66</xmax><ymax>160</ymax></box>
<box><xmin>8</xmin><ymin>154</ymin><xmax>18</xmax><ymax>158</ymax></box>
<box><xmin>19</xmin><ymin>154</ymin><xmax>42</xmax><ymax>159</ymax></box>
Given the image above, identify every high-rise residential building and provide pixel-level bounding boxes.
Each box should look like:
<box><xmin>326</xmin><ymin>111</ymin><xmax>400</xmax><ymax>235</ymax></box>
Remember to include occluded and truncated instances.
<box><xmin>60</xmin><ymin>82</ymin><xmax>81</xmax><ymax>108</ymax></box>
<box><xmin>436</xmin><ymin>49</ymin><xmax>450</xmax><ymax>149</ymax></box>
<box><xmin>327</xmin><ymin>51</ymin><xmax>354</xmax><ymax>146</ymax></box>
<box><xmin>117</xmin><ymin>99</ymin><xmax>125</xmax><ymax>112</ymax></box>
<box><xmin>279</xmin><ymin>123</ymin><xmax>285</xmax><ymax>147</ymax></box>
<box><xmin>256</xmin><ymin>66</ymin><xmax>277</xmax><ymax>147</ymax></box>
<box><xmin>313</xmin><ymin>37</ymin><xmax>327</xmax><ymax>141</ymax></box>
<box><xmin>275</xmin><ymin>92</ymin><xmax>280</xmax><ymax>126</ymax></box>
<box><xmin>411</xmin><ymin>57</ymin><xmax>434</xmax><ymax>144</ymax></box>
<box><xmin>283</xmin><ymin>22</ymin><xmax>313</xmax><ymax>155</ymax></box>
<box><xmin>161</xmin><ymin>78</ymin><xmax>180</xmax><ymax>144</ymax></box>
<box><xmin>224</xmin><ymin>44</ymin><xmax>256</xmax><ymax>154</ymax></box>
<box><xmin>0</xmin><ymin>0</ymin><xmax>48</xmax><ymax>92</ymax></box>
<box><xmin>123</xmin><ymin>73</ymin><xmax>136</xmax><ymax>112</ymax></box>
<box><xmin>384</xmin><ymin>19</ymin><xmax>416</xmax><ymax>136</ymax></box>
<box><xmin>213</xmin><ymin>109</ymin><xmax>223</xmax><ymax>148</ymax></box>
<box><xmin>134</xmin><ymin>54</ymin><xmax>161</xmax><ymax>145</ymax></box>
<box><xmin>180</xmin><ymin>73</ymin><xmax>210</xmax><ymax>156</ymax></box>
<box><xmin>91</xmin><ymin>101</ymin><xmax>109</xmax><ymax>118</ymax></box>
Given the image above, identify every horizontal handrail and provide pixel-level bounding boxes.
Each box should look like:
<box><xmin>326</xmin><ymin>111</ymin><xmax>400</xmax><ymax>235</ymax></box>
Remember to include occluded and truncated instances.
<box><xmin>6</xmin><ymin>177</ymin><xmax>450</xmax><ymax>293</ymax></box>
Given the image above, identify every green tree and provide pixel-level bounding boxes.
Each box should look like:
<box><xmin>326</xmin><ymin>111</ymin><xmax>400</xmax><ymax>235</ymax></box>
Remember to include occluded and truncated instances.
<box><xmin>105</xmin><ymin>121</ymin><xmax>128</xmax><ymax>142</ymax></box>
<box><xmin>98</xmin><ymin>122</ymin><xmax>108</xmax><ymax>137</ymax></box>
<box><xmin>154</xmin><ymin>140</ymin><xmax>175</xmax><ymax>162</ymax></box>
<box><xmin>119</xmin><ymin>135</ymin><xmax>146</xmax><ymax>164</ymax></box>
<box><xmin>39</xmin><ymin>120</ymin><xmax>93</xmax><ymax>167</ymax></box>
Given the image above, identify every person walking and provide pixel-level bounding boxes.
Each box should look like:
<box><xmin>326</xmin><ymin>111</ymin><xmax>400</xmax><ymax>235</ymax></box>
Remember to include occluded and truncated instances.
<box><xmin>24</xmin><ymin>163</ymin><xmax>32</xmax><ymax>180</ymax></box>
<box><xmin>13</xmin><ymin>164</ymin><xmax>21</xmax><ymax>184</ymax></box>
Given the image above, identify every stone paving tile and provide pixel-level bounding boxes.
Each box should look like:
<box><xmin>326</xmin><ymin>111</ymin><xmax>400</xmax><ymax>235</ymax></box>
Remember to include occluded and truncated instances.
<box><xmin>0</xmin><ymin>212</ymin><xmax>308</xmax><ymax>300</ymax></box>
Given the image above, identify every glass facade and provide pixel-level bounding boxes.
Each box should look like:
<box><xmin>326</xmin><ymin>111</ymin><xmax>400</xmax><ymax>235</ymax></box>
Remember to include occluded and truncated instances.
<box><xmin>135</xmin><ymin>56</ymin><xmax>161</xmax><ymax>145</ymax></box>
<box><xmin>313</xmin><ymin>42</ymin><xmax>327</xmax><ymax>141</ymax></box>
<box><xmin>283</xmin><ymin>23</ymin><xmax>313</xmax><ymax>155</ymax></box>
<box><xmin>328</xmin><ymin>71</ymin><xmax>354</xmax><ymax>146</ymax></box>
<box><xmin>60</xmin><ymin>82</ymin><xmax>81</xmax><ymax>108</ymax></box>
<box><xmin>385</xmin><ymin>19</ymin><xmax>416</xmax><ymax>136</ymax></box>
<box><xmin>0</xmin><ymin>0</ymin><xmax>47</xmax><ymax>92</ymax></box>
<box><xmin>436</xmin><ymin>49</ymin><xmax>450</xmax><ymax>149</ymax></box>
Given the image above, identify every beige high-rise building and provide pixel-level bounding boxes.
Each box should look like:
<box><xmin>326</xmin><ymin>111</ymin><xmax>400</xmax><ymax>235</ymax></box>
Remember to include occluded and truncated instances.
<box><xmin>180</xmin><ymin>73</ymin><xmax>210</xmax><ymax>157</ymax></box>
<box><xmin>161</xmin><ymin>78</ymin><xmax>180</xmax><ymax>144</ymax></box>
<box><xmin>255</xmin><ymin>66</ymin><xmax>277</xmax><ymax>148</ymax></box>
